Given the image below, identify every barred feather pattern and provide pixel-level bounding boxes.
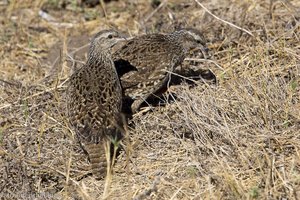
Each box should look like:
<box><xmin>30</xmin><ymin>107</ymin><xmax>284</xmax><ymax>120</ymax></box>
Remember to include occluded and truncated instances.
<box><xmin>113</xmin><ymin>28</ymin><xmax>208</xmax><ymax>113</ymax></box>
<box><xmin>67</xmin><ymin>30</ymin><xmax>123</xmax><ymax>179</ymax></box>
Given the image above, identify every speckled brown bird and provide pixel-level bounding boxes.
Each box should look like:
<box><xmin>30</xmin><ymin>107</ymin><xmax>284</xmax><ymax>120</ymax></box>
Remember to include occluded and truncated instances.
<box><xmin>113</xmin><ymin>28</ymin><xmax>209</xmax><ymax>113</ymax></box>
<box><xmin>67</xmin><ymin>30</ymin><xmax>125</xmax><ymax>179</ymax></box>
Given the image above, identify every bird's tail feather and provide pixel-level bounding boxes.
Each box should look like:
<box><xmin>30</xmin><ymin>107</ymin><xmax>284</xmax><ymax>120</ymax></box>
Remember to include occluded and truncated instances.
<box><xmin>85</xmin><ymin>142</ymin><xmax>109</xmax><ymax>180</ymax></box>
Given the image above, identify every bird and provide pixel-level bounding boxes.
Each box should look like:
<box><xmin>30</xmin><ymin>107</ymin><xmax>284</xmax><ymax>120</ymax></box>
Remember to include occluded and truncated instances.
<box><xmin>67</xmin><ymin>29</ymin><xmax>125</xmax><ymax>179</ymax></box>
<box><xmin>112</xmin><ymin>28</ymin><xmax>209</xmax><ymax>113</ymax></box>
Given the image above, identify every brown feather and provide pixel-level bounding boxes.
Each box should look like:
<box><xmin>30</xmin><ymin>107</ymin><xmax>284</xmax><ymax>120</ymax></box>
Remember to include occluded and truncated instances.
<box><xmin>113</xmin><ymin>29</ymin><xmax>208</xmax><ymax>113</ymax></box>
<box><xmin>67</xmin><ymin>30</ymin><xmax>124</xmax><ymax>179</ymax></box>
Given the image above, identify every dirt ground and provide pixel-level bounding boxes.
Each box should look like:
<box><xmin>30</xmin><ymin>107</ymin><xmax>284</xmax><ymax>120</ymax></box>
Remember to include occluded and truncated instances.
<box><xmin>0</xmin><ymin>0</ymin><xmax>299</xmax><ymax>199</ymax></box>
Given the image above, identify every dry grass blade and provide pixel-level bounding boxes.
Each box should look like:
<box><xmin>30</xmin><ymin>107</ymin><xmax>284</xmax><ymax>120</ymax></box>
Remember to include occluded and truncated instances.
<box><xmin>133</xmin><ymin>177</ymin><xmax>160</xmax><ymax>200</ymax></box>
<box><xmin>144</xmin><ymin>0</ymin><xmax>168</xmax><ymax>22</ymax></box>
<box><xmin>193</xmin><ymin>0</ymin><xmax>254</xmax><ymax>36</ymax></box>
<box><xmin>0</xmin><ymin>0</ymin><xmax>299</xmax><ymax>199</ymax></box>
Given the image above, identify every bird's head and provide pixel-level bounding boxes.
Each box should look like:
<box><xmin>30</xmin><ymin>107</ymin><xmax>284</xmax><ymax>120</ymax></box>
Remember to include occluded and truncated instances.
<box><xmin>175</xmin><ymin>28</ymin><xmax>210</xmax><ymax>59</ymax></box>
<box><xmin>88</xmin><ymin>29</ymin><xmax>126</xmax><ymax>55</ymax></box>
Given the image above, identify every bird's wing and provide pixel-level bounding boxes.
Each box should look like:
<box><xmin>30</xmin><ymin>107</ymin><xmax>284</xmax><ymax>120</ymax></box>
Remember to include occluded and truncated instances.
<box><xmin>67</xmin><ymin>60</ymin><xmax>122</xmax><ymax>143</ymax></box>
<box><xmin>113</xmin><ymin>34</ymin><xmax>184</xmax><ymax>98</ymax></box>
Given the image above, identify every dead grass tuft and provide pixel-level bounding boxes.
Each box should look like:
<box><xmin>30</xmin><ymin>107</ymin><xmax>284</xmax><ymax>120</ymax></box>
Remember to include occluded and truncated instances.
<box><xmin>0</xmin><ymin>0</ymin><xmax>299</xmax><ymax>199</ymax></box>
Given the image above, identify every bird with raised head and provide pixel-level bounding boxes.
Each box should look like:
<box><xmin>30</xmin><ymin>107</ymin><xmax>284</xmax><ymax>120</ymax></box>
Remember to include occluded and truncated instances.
<box><xmin>112</xmin><ymin>28</ymin><xmax>209</xmax><ymax>113</ymax></box>
<box><xmin>67</xmin><ymin>29</ymin><xmax>125</xmax><ymax>179</ymax></box>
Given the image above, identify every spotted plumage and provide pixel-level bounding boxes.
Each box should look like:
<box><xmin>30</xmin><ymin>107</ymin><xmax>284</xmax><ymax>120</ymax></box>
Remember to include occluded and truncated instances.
<box><xmin>67</xmin><ymin>30</ymin><xmax>124</xmax><ymax>179</ymax></box>
<box><xmin>113</xmin><ymin>28</ymin><xmax>209</xmax><ymax>113</ymax></box>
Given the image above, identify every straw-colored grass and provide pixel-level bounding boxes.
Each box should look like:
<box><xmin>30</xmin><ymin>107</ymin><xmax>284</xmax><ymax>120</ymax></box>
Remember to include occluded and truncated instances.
<box><xmin>0</xmin><ymin>0</ymin><xmax>299</xmax><ymax>199</ymax></box>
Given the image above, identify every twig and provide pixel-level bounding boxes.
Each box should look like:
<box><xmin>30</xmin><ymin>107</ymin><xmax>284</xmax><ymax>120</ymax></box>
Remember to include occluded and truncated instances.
<box><xmin>184</xmin><ymin>58</ymin><xmax>225</xmax><ymax>71</ymax></box>
<box><xmin>102</xmin><ymin>141</ymin><xmax>113</xmax><ymax>199</ymax></box>
<box><xmin>170</xmin><ymin>186</ymin><xmax>183</xmax><ymax>200</ymax></box>
<box><xmin>100</xmin><ymin>0</ymin><xmax>108</xmax><ymax>20</ymax></box>
<box><xmin>40</xmin><ymin>43</ymin><xmax>89</xmax><ymax>85</ymax></box>
<box><xmin>22</xmin><ymin>78</ymin><xmax>68</xmax><ymax>101</ymax></box>
<box><xmin>193</xmin><ymin>0</ymin><xmax>254</xmax><ymax>37</ymax></box>
<box><xmin>165</xmin><ymin>70</ymin><xmax>198</xmax><ymax>84</ymax></box>
<box><xmin>133</xmin><ymin>177</ymin><xmax>160</xmax><ymax>200</ymax></box>
<box><xmin>44</xmin><ymin>165</ymin><xmax>92</xmax><ymax>200</ymax></box>
<box><xmin>0</xmin><ymin>78</ymin><xmax>22</xmax><ymax>87</ymax></box>
<box><xmin>145</xmin><ymin>0</ymin><xmax>168</xmax><ymax>22</ymax></box>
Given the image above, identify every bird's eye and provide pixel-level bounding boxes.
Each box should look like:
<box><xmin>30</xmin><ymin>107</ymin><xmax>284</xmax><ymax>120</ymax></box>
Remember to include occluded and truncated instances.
<box><xmin>196</xmin><ymin>40</ymin><xmax>201</xmax><ymax>44</ymax></box>
<box><xmin>108</xmin><ymin>34</ymin><xmax>113</xmax><ymax>39</ymax></box>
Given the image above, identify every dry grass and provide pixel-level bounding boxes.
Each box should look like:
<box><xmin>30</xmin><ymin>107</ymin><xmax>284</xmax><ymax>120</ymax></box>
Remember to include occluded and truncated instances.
<box><xmin>0</xmin><ymin>0</ymin><xmax>299</xmax><ymax>199</ymax></box>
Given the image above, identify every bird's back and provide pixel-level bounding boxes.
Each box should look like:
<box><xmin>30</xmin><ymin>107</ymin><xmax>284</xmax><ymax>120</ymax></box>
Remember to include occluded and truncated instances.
<box><xmin>113</xmin><ymin>33</ymin><xmax>185</xmax><ymax>99</ymax></box>
<box><xmin>67</xmin><ymin>52</ymin><xmax>122</xmax><ymax>179</ymax></box>
<box><xmin>67</xmin><ymin>55</ymin><xmax>122</xmax><ymax>143</ymax></box>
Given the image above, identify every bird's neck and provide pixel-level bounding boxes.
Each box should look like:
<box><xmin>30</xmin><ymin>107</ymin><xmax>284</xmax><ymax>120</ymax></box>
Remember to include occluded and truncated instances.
<box><xmin>167</xmin><ymin>31</ymin><xmax>188</xmax><ymax>54</ymax></box>
<box><xmin>87</xmin><ymin>46</ymin><xmax>111</xmax><ymax>66</ymax></box>
<box><xmin>169</xmin><ymin>30</ymin><xmax>187</xmax><ymax>42</ymax></box>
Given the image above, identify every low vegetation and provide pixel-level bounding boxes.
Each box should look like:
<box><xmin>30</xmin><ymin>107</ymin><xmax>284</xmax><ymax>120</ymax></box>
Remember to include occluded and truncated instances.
<box><xmin>0</xmin><ymin>0</ymin><xmax>299</xmax><ymax>199</ymax></box>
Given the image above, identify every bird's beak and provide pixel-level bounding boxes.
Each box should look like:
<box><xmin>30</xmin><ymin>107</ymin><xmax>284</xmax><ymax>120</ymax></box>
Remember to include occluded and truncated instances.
<box><xmin>119</xmin><ymin>32</ymin><xmax>129</xmax><ymax>41</ymax></box>
<box><xmin>111</xmin><ymin>37</ymin><xmax>127</xmax><ymax>54</ymax></box>
<box><xmin>115</xmin><ymin>38</ymin><xmax>126</xmax><ymax>43</ymax></box>
<box><xmin>112</xmin><ymin>35</ymin><xmax>127</xmax><ymax>46</ymax></box>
